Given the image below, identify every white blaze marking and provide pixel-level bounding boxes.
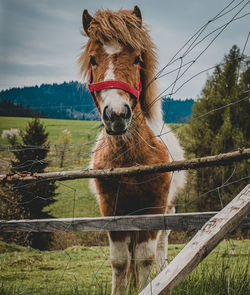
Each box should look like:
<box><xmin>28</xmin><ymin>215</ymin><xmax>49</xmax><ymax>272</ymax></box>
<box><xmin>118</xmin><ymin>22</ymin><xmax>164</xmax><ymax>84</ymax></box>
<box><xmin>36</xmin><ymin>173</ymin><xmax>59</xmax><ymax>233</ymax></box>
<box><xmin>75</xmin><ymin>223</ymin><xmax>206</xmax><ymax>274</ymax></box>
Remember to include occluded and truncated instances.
<box><xmin>103</xmin><ymin>42</ymin><xmax>122</xmax><ymax>55</ymax></box>
<box><xmin>104</xmin><ymin>61</ymin><xmax>115</xmax><ymax>81</ymax></box>
<box><xmin>101</xmin><ymin>61</ymin><xmax>124</xmax><ymax>113</ymax></box>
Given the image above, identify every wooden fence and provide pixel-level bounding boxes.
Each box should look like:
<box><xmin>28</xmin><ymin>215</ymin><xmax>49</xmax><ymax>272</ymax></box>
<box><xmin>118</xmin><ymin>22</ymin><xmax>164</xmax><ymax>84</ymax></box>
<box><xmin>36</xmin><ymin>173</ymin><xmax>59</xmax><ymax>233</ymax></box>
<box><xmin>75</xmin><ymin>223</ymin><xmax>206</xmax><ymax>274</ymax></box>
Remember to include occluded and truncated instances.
<box><xmin>0</xmin><ymin>211</ymin><xmax>249</xmax><ymax>233</ymax></box>
<box><xmin>0</xmin><ymin>148</ymin><xmax>249</xmax><ymax>183</ymax></box>
<box><xmin>0</xmin><ymin>148</ymin><xmax>249</xmax><ymax>294</ymax></box>
<box><xmin>140</xmin><ymin>184</ymin><xmax>250</xmax><ymax>294</ymax></box>
<box><xmin>1</xmin><ymin>185</ymin><xmax>249</xmax><ymax>295</ymax></box>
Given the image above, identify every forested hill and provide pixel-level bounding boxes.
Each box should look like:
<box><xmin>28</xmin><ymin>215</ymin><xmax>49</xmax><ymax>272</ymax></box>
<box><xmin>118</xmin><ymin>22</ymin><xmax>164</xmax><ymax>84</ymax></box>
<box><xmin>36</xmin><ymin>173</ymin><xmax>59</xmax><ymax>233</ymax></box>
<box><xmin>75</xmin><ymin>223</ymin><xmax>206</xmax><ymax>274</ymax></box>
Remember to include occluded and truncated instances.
<box><xmin>0</xmin><ymin>82</ymin><xmax>96</xmax><ymax>120</ymax></box>
<box><xmin>0</xmin><ymin>82</ymin><xmax>194</xmax><ymax>122</ymax></box>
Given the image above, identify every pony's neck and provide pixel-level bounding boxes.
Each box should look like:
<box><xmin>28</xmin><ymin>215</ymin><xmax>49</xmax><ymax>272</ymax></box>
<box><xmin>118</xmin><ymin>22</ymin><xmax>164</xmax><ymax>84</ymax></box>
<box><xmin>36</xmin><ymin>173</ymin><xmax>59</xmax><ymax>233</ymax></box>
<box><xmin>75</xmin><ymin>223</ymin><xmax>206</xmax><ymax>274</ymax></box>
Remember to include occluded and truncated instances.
<box><xmin>102</xmin><ymin>109</ymin><xmax>155</xmax><ymax>166</ymax></box>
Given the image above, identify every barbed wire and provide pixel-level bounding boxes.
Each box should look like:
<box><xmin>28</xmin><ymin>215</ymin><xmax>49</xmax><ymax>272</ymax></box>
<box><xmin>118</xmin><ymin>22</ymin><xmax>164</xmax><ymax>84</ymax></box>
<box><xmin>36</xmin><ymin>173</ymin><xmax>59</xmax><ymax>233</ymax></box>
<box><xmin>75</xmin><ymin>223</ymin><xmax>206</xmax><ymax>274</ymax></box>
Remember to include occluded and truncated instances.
<box><xmin>144</xmin><ymin>9</ymin><xmax>250</xmax><ymax>119</ymax></box>
<box><xmin>148</xmin><ymin>0</ymin><xmax>249</xmax><ymax>84</ymax></box>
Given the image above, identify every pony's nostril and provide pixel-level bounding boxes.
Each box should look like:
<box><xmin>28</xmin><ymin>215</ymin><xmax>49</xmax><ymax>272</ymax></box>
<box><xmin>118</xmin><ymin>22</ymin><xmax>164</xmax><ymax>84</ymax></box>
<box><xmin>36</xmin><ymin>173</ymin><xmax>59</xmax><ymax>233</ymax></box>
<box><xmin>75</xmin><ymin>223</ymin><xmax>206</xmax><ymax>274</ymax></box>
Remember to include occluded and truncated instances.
<box><xmin>122</xmin><ymin>105</ymin><xmax>132</xmax><ymax>119</ymax></box>
<box><xmin>103</xmin><ymin>106</ymin><xmax>111</xmax><ymax>121</ymax></box>
<box><xmin>103</xmin><ymin>106</ymin><xmax>119</xmax><ymax>122</ymax></box>
<box><xmin>110</xmin><ymin>112</ymin><xmax>116</xmax><ymax>121</ymax></box>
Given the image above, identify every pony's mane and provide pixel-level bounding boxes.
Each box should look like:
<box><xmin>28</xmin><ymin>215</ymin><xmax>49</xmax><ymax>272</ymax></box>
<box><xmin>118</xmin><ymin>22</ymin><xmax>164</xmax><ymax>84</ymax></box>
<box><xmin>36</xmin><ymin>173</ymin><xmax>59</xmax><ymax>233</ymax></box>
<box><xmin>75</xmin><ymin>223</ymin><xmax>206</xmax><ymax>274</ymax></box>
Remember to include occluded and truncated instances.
<box><xmin>79</xmin><ymin>8</ymin><xmax>162</xmax><ymax>121</ymax></box>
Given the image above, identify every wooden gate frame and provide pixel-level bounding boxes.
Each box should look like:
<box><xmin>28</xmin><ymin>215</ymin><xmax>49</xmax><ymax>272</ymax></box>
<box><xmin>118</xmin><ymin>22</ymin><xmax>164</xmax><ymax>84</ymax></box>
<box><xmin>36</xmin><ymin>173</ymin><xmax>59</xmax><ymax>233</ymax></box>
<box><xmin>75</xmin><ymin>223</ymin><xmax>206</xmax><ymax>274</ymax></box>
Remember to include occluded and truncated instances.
<box><xmin>140</xmin><ymin>184</ymin><xmax>250</xmax><ymax>295</ymax></box>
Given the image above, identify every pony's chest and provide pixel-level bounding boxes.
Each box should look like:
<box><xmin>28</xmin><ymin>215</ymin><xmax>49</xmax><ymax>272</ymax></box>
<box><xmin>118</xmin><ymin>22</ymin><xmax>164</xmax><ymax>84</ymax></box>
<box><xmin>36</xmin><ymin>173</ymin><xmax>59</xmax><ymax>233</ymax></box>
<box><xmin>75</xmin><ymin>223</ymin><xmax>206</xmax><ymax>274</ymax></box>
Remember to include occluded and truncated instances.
<box><xmin>91</xmin><ymin>133</ymin><xmax>171</xmax><ymax>216</ymax></box>
<box><xmin>95</xmin><ymin>173</ymin><xmax>170</xmax><ymax>216</ymax></box>
<box><xmin>92</xmin><ymin>136</ymin><xmax>169</xmax><ymax>169</ymax></box>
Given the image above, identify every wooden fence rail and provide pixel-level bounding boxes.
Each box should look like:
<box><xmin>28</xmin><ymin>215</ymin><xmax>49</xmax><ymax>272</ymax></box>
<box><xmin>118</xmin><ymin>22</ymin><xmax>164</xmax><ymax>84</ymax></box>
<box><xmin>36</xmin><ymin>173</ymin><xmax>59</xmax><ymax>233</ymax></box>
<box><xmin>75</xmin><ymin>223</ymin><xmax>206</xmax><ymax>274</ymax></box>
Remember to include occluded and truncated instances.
<box><xmin>0</xmin><ymin>212</ymin><xmax>249</xmax><ymax>232</ymax></box>
<box><xmin>140</xmin><ymin>184</ymin><xmax>250</xmax><ymax>295</ymax></box>
<box><xmin>0</xmin><ymin>148</ymin><xmax>249</xmax><ymax>183</ymax></box>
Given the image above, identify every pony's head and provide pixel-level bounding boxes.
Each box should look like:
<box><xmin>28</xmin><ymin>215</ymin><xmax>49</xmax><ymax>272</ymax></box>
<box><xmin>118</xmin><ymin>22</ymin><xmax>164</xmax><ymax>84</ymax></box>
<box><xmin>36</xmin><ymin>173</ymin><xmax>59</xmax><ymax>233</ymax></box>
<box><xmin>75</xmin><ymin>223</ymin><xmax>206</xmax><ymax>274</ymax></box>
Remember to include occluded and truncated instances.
<box><xmin>79</xmin><ymin>6</ymin><xmax>160</xmax><ymax>136</ymax></box>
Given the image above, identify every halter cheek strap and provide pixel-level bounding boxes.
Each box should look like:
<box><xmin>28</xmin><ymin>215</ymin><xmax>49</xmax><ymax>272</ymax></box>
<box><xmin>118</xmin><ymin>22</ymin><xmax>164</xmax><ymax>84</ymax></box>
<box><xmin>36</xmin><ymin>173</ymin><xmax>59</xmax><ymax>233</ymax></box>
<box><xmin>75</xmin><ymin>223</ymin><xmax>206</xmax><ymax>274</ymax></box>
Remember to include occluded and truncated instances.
<box><xmin>87</xmin><ymin>65</ymin><xmax>142</xmax><ymax>113</ymax></box>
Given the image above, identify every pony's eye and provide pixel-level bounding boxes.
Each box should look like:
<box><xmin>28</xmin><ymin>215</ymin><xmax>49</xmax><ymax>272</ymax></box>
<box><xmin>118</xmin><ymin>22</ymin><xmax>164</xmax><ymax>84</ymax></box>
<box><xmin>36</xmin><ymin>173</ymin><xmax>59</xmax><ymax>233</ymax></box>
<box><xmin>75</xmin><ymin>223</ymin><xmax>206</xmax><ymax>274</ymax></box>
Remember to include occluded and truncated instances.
<box><xmin>90</xmin><ymin>55</ymin><xmax>97</xmax><ymax>66</ymax></box>
<box><xmin>134</xmin><ymin>55</ymin><xmax>141</xmax><ymax>65</ymax></box>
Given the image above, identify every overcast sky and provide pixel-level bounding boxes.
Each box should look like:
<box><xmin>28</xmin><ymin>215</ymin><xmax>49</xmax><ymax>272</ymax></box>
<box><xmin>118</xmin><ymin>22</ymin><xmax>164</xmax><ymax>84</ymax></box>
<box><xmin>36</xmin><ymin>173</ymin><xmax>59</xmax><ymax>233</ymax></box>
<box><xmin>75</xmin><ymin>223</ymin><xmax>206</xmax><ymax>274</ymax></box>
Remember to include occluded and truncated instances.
<box><xmin>0</xmin><ymin>0</ymin><xmax>249</xmax><ymax>100</ymax></box>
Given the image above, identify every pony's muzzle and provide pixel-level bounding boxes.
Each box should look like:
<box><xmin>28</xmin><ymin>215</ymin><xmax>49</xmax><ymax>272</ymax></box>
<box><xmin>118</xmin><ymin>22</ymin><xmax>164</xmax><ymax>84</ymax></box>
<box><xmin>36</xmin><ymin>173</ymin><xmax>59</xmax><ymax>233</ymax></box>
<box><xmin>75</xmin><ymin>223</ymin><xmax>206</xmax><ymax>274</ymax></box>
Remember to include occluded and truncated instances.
<box><xmin>102</xmin><ymin>103</ymin><xmax>132</xmax><ymax>135</ymax></box>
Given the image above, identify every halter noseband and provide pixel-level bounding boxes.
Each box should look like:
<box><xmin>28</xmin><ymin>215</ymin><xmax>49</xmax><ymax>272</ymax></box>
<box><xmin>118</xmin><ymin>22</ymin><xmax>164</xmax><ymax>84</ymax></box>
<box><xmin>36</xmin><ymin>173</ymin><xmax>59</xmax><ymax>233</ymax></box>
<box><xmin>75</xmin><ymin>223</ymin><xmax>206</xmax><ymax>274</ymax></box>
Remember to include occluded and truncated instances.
<box><xmin>87</xmin><ymin>64</ymin><xmax>142</xmax><ymax>112</ymax></box>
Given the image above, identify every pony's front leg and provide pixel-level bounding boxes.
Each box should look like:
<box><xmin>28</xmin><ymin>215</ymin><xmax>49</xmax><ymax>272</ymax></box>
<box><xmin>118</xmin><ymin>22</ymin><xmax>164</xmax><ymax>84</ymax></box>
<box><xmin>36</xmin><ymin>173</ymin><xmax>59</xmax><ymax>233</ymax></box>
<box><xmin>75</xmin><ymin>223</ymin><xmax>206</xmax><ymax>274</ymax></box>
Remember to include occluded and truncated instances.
<box><xmin>156</xmin><ymin>205</ymin><xmax>176</xmax><ymax>271</ymax></box>
<box><xmin>156</xmin><ymin>229</ymin><xmax>170</xmax><ymax>271</ymax></box>
<box><xmin>109</xmin><ymin>233</ymin><xmax>131</xmax><ymax>295</ymax></box>
<box><xmin>135</xmin><ymin>237</ymin><xmax>158</xmax><ymax>290</ymax></box>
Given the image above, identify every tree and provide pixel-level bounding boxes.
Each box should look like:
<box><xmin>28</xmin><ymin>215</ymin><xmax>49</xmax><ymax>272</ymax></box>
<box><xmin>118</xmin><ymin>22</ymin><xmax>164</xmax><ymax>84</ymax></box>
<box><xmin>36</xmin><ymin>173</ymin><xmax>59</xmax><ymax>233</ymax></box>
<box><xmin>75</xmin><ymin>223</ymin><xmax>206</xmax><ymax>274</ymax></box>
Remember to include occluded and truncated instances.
<box><xmin>1</xmin><ymin>117</ymin><xmax>57</xmax><ymax>249</ymax></box>
<box><xmin>56</xmin><ymin>129</ymin><xmax>72</xmax><ymax>168</ymax></box>
<box><xmin>183</xmin><ymin>45</ymin><xmax>250</xmax><ymax>211</ymax></box>
<box><xmin>12</xmin><ymin>116</ymin><xmax>49</xmax><ymax>172</ymax></box>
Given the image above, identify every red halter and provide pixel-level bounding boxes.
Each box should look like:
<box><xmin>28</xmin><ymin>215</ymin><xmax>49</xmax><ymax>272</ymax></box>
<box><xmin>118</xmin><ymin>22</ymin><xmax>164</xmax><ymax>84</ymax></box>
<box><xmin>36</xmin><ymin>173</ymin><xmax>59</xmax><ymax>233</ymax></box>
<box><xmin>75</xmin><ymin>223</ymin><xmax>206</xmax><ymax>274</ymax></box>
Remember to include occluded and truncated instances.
<box><xmin>87</xmin><ymin>64</ymin><xmax>142</xmax><ymax>113</ymax></box>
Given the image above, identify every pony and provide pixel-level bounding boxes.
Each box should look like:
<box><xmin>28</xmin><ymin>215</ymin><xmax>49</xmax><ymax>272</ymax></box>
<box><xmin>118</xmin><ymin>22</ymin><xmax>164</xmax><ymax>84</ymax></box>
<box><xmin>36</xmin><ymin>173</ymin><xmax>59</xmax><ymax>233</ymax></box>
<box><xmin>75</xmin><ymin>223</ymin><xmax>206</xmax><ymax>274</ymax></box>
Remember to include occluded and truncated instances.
<box><xmin>79</xmin><ymin>6</ymin><xmax>186</xmax><ymax>294</ymax></box>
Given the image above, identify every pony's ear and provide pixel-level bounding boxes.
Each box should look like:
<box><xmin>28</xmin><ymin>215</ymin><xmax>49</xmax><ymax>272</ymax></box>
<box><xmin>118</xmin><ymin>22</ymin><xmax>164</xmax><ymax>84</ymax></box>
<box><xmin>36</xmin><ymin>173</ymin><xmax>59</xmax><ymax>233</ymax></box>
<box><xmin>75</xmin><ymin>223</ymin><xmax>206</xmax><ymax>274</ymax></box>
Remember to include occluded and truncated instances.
<box><xmin>82</xmin><ymin>9</ymin><xmax>93</xmax><ymax>36</ymax></box>
<box><xmin>132</xmin><ymin>5</ymin><xmax>142</xmax><ymax>25</ymax></box>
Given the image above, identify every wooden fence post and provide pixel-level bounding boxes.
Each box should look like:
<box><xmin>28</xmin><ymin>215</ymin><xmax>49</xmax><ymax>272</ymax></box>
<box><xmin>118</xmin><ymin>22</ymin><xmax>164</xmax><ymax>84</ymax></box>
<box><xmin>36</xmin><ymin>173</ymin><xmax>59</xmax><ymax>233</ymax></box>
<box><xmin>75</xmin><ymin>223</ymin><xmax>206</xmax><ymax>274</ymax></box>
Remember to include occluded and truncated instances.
<box><xmin>139</xmin><ymin>184</ymin><xmax>250</xmax><ymax>295</ymax></box>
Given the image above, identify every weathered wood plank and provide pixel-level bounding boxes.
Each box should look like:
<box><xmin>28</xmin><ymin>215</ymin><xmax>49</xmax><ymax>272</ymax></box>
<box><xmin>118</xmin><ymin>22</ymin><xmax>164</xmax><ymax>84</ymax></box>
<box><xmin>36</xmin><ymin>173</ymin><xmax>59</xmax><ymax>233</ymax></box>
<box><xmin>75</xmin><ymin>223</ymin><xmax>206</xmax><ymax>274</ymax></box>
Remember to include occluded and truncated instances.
<box><xmin>0</xmin><ymin>212</ymin><xmax>249</xmax><ymax>232</ymax></box>
<box><xmin>0</xmin><ymin>148</ymin><xmax>249</xmax><ymax>183</ymax></box>
<box><xmin>139</xmin><ymin>184</ymin><xmax>250</xmax><ymax>295</ymax></box>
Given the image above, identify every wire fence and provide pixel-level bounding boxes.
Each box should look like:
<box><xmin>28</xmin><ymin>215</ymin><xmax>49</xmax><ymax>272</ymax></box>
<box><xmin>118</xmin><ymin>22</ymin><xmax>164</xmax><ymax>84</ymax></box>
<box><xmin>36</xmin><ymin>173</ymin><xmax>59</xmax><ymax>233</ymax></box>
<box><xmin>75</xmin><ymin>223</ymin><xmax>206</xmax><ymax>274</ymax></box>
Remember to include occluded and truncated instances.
<box><xmin>0</xmin><ymin>0</ymin><xmax>250</xmax><ymax>294</ymax></box>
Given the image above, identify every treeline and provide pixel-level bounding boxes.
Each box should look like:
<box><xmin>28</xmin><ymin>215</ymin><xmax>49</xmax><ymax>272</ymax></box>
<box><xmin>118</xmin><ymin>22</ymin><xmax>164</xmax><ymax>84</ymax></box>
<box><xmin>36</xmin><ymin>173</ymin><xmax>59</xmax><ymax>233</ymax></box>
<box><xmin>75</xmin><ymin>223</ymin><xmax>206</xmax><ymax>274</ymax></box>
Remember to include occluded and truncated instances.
<box><xmin>0</xmin><ymin>100</ymin><xmax>46</xmax><ymax>118</ymax></box>
<box><xmin>0</xmin><ymin>82</ymin><xmax>98</xmax><ymax>121</ymax></box>
<box><xmin>179</xmin><ymin>45</ymin><xmax>249</xmax><ymax>213</ymax></box>
<box><xmin>0</xmin><ymin>81</ymin><xmax>194</xmax><ymax>123</ymax></box>
<box><xmin>162</xmin><ymin>98</ymin><xmax>194</xmax><ymax>123</ymax></box>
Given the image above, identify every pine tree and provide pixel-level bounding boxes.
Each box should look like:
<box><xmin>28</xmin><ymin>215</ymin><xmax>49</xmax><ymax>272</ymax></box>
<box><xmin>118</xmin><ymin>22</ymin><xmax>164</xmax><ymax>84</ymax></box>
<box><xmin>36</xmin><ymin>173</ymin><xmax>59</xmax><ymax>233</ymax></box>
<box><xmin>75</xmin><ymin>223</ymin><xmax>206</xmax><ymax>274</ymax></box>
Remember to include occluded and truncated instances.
<box><xmin>11</xmin><ymin>117</ymin><xmax>57</xmax><ymax>249</ymax></box>
<box><xmin>184</xmin><ymin>45</ymin><xmax>250</xmax><ymax>211</ymax></box>
<box><xmin>12</xmin><ymin>116</ymin><xmax>49</xmax><ymax>172</ymax></box>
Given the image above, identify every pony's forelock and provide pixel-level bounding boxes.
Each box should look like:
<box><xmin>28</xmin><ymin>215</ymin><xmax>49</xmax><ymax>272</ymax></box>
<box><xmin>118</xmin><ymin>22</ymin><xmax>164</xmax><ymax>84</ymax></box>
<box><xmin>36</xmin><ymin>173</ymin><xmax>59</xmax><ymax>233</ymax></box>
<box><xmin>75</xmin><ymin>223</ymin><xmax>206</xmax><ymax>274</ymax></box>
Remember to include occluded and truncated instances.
<box><xmin>88</xmin><ymin>9</ymin><xmax>147</xmax><ymax>50</ymax></box>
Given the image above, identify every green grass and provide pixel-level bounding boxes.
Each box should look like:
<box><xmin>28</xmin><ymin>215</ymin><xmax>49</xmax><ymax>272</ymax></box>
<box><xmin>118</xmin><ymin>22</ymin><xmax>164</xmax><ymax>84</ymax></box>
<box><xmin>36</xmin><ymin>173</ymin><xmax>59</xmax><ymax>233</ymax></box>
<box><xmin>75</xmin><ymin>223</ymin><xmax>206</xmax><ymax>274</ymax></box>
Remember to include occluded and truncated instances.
<box><xmin>0</xmin><ymin>241</ymin><xmax>111</xmax><ymax>295</ymax></box>
<box><xmin>0</xmin><ymin>240</ymin><xmax>249</xmax><ymax>295</ymax></box>
<box><xmin>46</xmin><ymin>179</ymin><xmax>100</xmax><ymax>218</ymax></box>
<box><xmin>0</xmin><ymin>117</ymin><xmax>101</xmax><ymax>145</ymax></box>
<box><xmin>0</xmin><ymin>116</ymin><xmax>101</xmax><ymax>172</ymax></box>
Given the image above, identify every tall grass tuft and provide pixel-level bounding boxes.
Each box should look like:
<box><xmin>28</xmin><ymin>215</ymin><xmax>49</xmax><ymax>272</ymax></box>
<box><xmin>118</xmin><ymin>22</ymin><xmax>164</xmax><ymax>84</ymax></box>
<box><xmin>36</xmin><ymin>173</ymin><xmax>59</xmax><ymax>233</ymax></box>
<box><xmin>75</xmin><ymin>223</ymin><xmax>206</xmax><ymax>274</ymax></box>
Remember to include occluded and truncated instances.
<box><xmin>171</xmin><ymin>250</ymin><xmax>250</xmax><ymax>295</ymax></box>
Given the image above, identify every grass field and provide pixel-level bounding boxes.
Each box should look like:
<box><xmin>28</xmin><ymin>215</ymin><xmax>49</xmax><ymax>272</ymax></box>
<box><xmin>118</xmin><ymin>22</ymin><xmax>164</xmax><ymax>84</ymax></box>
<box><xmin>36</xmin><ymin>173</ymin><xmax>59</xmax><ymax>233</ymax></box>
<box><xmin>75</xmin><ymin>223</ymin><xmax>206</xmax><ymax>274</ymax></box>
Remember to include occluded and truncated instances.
<box><xmin>0</xmin><ymin>116</ymin><xmax>101</xmax><ymax>170</ymax></box>
<box><xmin>0</xmin><ymin>117</ymin><xmax>101</xmax><ymax>145</ymax></box>
<box><xmin>0</xmin><ymin>239</ymin><xmax>249</xmax><ymax>295</ymax></box>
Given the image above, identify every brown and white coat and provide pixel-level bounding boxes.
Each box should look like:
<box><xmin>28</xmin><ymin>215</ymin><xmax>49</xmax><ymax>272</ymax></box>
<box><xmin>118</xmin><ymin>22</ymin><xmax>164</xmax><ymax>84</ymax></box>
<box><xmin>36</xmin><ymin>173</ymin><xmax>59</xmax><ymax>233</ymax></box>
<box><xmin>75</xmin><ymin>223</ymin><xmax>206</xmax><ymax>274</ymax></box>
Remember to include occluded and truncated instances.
<box><xmin>79</xmin><ymin>6</ymin><xmax>186</xmax><ymax>294</ymax></box>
